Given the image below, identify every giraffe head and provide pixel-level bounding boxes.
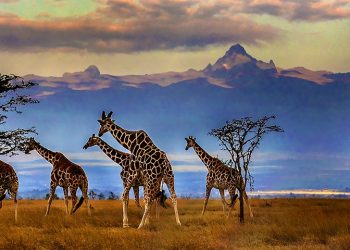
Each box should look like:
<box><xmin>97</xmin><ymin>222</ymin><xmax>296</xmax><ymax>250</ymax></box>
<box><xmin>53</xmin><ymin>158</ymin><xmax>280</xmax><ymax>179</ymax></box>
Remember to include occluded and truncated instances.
<box><xmin>83</xmin><ymin>134</ymin><xmax>99</xmax><ymax>149</ymax></box>
<box><xmin>185</xmin><ymin>136</ymin><xmax>196</xmax><ymax>150</ymax></box>
<box><xmin>98</xmin><ymin>111</ymin><xmax>114</xmax><ymax>137</ymax></box>
<box><xmin>24</xmin><ymin>138</ymin><xmax>37</xmax><ymax>154</ymax></box>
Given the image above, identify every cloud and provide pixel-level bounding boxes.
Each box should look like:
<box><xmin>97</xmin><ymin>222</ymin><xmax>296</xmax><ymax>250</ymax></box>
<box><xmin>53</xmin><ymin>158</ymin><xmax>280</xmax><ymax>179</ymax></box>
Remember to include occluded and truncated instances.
<box><xmin>8</xmin><ymin>150</ymin><xmax>209</xmax><ymax>173</ymax></box>
<box><xmin>0</xmin><ymin>0</ymin><xmax>348</xmax><ymax>53</ymax></box>
<box><xmin>244</xmin><ymin>0</ymin><xmax>350</xmax><ymax>21</ymax></box>
<box><xmin>35</xmin><ymin>90</ymin><xmax>56</xmax><ymax>98</ymax></box>
<box><xmin>172</xmin><ymin>164</ymin><xmax>206</xmax><ymax>172</ymax></box>
<box><xmin>250</xmin><ymin>189</ymin><xmax>350</xmax><ymax>196</ymax></box>
<box><xmin>0</xmin><ymin>0</ymin><xmax>19</xmax><ymax>3</ymax></box>
<box><xmin>0</xmin><ymin>0</ymin><xmax>281</xmax><ymax>53</ymax></box>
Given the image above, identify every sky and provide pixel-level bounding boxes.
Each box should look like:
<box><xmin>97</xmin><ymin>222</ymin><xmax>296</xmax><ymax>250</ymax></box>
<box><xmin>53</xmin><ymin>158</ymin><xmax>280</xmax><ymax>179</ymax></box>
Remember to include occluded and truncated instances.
<box><xmin>0</xmin><ymin>0</ymin><xmax>350</xmax><ymax>77</ymax></box>
<box><xmin>1</xmin><ymin>0</ymin><xmax>350</xmax><ymax>197</ymax></box>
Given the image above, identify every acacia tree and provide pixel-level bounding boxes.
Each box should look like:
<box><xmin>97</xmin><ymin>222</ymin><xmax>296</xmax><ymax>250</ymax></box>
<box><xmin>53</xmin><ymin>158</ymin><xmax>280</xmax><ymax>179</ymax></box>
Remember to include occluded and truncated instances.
<box><xmin>108</xmin><ymin>191</ymin><xmax>118</xmax><ymax>200</ymax></box>
<box><xmin>0</xmin><ymin>74</ymin><xmax>38</xmax><ymax>156</ymax></box>
<box><xmin>88</xmin><ymin>190</ymin><xmax>97</xmax><ymax>200</ymax></box>
<box><xmin>209</xmin><ymin>116</ymin><xmax>283</xmax><ymax>223</ymax></box>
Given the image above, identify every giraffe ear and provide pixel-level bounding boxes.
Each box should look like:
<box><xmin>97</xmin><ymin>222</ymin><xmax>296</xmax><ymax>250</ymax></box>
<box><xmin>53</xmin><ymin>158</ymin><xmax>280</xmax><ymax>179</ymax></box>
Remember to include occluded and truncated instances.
<box><xmin>185</xmin><ymin>138</ymin><xmax>189</xmax><ymax>142</ymax></box>
<box><xmin>102</xmin><ymin>111</ymin><xmax>106</xmax><ymax>119</ymax></box>
<box><xmin>97</xmin><ymin>119</ymin><xmax>103</xmax><ymax>124</ymax></box>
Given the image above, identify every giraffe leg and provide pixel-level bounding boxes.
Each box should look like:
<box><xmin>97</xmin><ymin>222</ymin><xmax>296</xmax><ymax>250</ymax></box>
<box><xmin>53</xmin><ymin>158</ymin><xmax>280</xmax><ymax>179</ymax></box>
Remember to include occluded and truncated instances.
<box><xmin>133</xmin><ymin>186</ymin><xmax>142</xmax><ymax>209</ymax></box>
<box><xmin>63</xmin><ymin>187</ymin><xmax>69</xmax><ymax>214</ymax></box>
<box><xmin>9</xmin><ymin>187</ymin><xmax>18</xmax><ymax>223</ymax></box>
<box><xmin>70</xmin><ymin>186</ymin><xmax>78</xmax><ymax>215</ymax></box>
<box><xmin>227</xmin><ymin>188</ymin><xmax>238</xmax><ymax>219</ymax></box>
<box><xmin>0</xmin><ymin>186</ymin><xmax>5</xmax><ymax>209</ymax></box>
<box><xmin>14</xmin><ymin>198</ymin><xmax>18</xmax><ymax>223</ymax></box>
<box><xmin>145</xmin><ymin>203</ymin><xmax>153</xmax><ymax>226</ymax></box>
<box><xmin>122</xmin><ymin>185</ymin><xmax>132</xmax><ymax>228</ymax></box>
<box><xmin>165</xmin><ymin>178</ymin><xmax>181</xmax><ymax>226</ymax></box>
<box><xmin>45</xmin><ymin>182</ymin><xmax>57</xmax><ymax>216</ymax></box>
<box><xmin>81</xmin><ymin>183</ymin><xmax>91</xmax><ymax>216</ymax></box>
<box><xmin>219</xmin><ymin>189</ymin><xmax>227</xmax><ymax>216</ymax></box>
<box><xmin>138</xmin><ymin>197</ymin><xmax>154</xmax><ymax>229</ymax></box>
<box><xmin>201</xmin><ymin>185</ymin><xmax>212</xmax><ymax>217</ymax></box>
<box><xmin>243</xmin><ymin>190</ymin><xmax>253</xmax><ymax>218</ymax></box>
<box><xmin>155</xmin><ymin>198</ymin><xmax>160</xmax><ymax>220</ymax></box>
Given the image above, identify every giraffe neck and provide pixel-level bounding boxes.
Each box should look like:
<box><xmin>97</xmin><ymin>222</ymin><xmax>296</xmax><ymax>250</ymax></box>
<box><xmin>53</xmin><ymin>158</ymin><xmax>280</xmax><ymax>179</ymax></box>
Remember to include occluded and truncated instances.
<box><xmin>192</xmin><ymin>142</ymin><xmax>215</xmax><ymax>170</ymax></box>
<box><xmin>107</xmin><ymin>122</ymin><xmax>136</xmax><ymax>151</ymax></box>
<box><xmin>94</xmin><ymin>138</ymin><xmax>130</xmax><ymax>167</ymax></box>
<box><xmin>33</xmin><ymin>142</ymin><xmax>58</xmax><ymax>165</ymax></box>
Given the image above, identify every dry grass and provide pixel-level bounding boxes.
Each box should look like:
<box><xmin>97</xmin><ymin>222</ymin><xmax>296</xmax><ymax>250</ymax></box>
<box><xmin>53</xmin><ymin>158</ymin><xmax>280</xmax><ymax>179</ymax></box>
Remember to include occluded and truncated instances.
<box><xmin>1</xmin><ymin>198</ymin><xmax>350</xmax><ymax>249</ymax></box>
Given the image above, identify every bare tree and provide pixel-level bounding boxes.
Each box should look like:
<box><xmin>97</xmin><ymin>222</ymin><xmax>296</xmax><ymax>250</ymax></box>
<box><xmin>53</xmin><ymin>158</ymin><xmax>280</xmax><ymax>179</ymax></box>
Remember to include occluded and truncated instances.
<box><xmin>88</xmin><ymin>190</ymin><xmax>97</xmax><ymax>200</ymax></box>
<box><xmin>0</xmin><ymin>74</ymin><xmax>38</xmax><ymax>155</ymax></box>
<box><xmin>45</xmin><ymin>193</ymin><xmax>60</xmax><ymax>200</ymax></box>
<box><xmin>107</xmin><ymin>191</ymin><xmax>118</xmax><ymax>200</ymax></box>
<box><xmin>209</xmin><ymin>116</ymin><xmax>283</xmax><ymax>223</ymax></box>
<box><xmin>98</xmin><ymin>193</ymin><xmax>105</xmax><ymax>200</ymax></box>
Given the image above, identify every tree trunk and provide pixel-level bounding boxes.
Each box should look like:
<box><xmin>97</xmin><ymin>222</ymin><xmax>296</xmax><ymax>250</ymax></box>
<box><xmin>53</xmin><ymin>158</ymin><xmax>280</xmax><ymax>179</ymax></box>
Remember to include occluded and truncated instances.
<box><xmin>238</xmin><ymin>188</ymin><xmax>244</xmax><ymax>224</ymax></box>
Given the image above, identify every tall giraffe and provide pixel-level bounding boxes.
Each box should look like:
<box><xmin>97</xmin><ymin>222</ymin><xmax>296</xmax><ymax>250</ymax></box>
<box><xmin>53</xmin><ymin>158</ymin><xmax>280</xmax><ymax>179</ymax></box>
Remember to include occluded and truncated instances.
<box><xmin>185</xmin><ymin>136</ymin><xmax>253</xmax><ymax>218</ymax></box>
<box><xmin>0</xmin><ymin>160</ymin><xmax>18</xmax><ymax>222</ymax></box>
<box><xmin>83</xmin><ymin>134</ymin><xmax>143</xmax><ymax>227</ymax></box>
<box><xmin>98</xmin><ymin>111</ymin><xmax>181</xmax><ymax>229</ymax></box>
<box><xmin>83</xmin><ymin>134</ymin><xmax>167</xmax><ymax>227</ymax></box>
<box><xmin>25</xmin><ymin>138</ymin><xmax>91</xmax><ymax>216</ymax></box>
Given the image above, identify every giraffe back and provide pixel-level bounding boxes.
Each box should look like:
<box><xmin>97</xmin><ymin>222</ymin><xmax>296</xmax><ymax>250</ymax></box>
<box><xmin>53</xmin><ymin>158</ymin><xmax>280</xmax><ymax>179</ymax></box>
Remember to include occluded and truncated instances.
<box><xmin>207</xmin><ymin>159</ymin><xmax>240</xmax><ymax>190</ymax></box>
<box><xmin>52</xmin><ymin>153</ymin><xmax>88</xmax><ymax>187</ymax></box>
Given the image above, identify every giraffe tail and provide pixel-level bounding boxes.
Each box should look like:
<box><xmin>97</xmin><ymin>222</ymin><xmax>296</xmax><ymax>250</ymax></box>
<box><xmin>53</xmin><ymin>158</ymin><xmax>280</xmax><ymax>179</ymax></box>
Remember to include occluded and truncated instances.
<box><xmin>72</xmin><ymin>197</ymin><xmax>84</xmax><ymax>214</ymax></box>
<box><xmin>229</xmin><ymin>194</ymin><xmax>238</xmax><ymax>207</ymax></box>
<box><xmin>0</xmin><ymin>194</ymin><xmax>6</xmax><ymax>201</ymax></box>
<box><xmin>156</xmin><ymin>190</ymin><xmax>168</xmax><ymax>208</ymax></box>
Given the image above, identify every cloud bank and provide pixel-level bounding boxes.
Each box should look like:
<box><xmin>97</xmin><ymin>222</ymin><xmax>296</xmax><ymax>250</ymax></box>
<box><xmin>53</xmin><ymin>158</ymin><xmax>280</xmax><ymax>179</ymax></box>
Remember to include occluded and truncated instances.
<box><xmin>244</xmin><ymin>0</ymin><xmax>350</xmax><ymax>21</ymax></box>
<box><xmin>0</xmin><ymin>0</ymin><xmax>280</xmax><ymax>53</ymax></box>
<box><xmin>0</xmin><ymin>1</ymin><xmax>349</xmax><ymax>53</ymax></box>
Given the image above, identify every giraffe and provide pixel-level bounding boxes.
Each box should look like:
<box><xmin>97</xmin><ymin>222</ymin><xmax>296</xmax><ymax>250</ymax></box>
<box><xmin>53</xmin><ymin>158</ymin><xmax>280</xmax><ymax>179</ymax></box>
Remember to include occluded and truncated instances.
<box><xmin>185</xmin><ymin>136</ymin><xmax>253</xmax><ymax>218</ymax></box>
<box><xmin>97</xmin><ymin>111</ymin><xmax>181</xmax><ymax>229</ymax></box>
<box><xmin>25</xmin><ymin>138</ymin><xmax>91</xmax><ymax>216</ymax></box>
<box><xmin>0</xmin><ymin>160</ymin><xmax>19</xmax><ymax>222</ymax></box>
<box><xmin>83</xmin><ymin>134</ymin><xmax>166</xmax><ymax>227</ymax></box>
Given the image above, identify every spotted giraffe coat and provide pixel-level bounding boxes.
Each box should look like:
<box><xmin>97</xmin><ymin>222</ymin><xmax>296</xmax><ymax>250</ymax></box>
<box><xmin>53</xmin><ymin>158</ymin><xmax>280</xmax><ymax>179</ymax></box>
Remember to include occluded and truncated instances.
<box><xmin>98</xmin><ymin>111</ymin><xmax>181</xmax><ymax>228</ymax></box>
<box><xmin>25</xmin><ymin>138</ymin><xmax>90</xmax><ymax>215</ymax></box>
<box><xmin>0</xmin><ymin>160</ymin><xmax>18</xmax><ymax>207</ymax></box>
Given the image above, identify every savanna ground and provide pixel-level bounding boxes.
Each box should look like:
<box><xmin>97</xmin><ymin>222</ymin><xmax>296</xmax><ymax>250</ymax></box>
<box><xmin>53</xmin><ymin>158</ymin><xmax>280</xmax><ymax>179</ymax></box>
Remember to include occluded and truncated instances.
<box><xmin>1</xmin><ymin>198</ymin><xmax>350</xmax><ymax>249</ymax></box>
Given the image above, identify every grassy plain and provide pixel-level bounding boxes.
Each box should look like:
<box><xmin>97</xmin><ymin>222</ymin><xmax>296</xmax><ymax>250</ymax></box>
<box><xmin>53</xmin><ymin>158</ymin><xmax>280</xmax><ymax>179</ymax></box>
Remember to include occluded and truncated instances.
<box><xmin>1</xmin><ymin>198</ymin><xmax>350</xmax><ymax>249</ymax></box>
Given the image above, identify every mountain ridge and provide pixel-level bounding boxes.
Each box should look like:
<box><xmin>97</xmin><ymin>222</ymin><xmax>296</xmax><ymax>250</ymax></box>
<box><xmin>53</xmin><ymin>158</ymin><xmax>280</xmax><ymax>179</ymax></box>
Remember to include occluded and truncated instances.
<box><xmin>24</xmin><ymin>44</ymin><xmax>347</xmax><ymax>92</ymax></box>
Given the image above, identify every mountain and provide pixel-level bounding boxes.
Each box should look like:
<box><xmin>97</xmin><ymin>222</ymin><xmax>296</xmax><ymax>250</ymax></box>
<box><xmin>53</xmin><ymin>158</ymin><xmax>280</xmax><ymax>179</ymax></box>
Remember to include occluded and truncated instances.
<box><xmin>10</xmin><ymin>44</ymin><xmax>350</xmax><ymax>192</ymax></box>
<box><xmin>21</xmin><ymin>44</ymin><xmax>350</xmax><ymax>154</ymax></box>
<box><xmin>25</xmin><ymin>43</ymin><xmax>345</xmax><ymax>91</ymax></box>
<box><xmin>203</xmin><ymin>44</ymin><xmax>277</xmax><ymax>81</ymax></box>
